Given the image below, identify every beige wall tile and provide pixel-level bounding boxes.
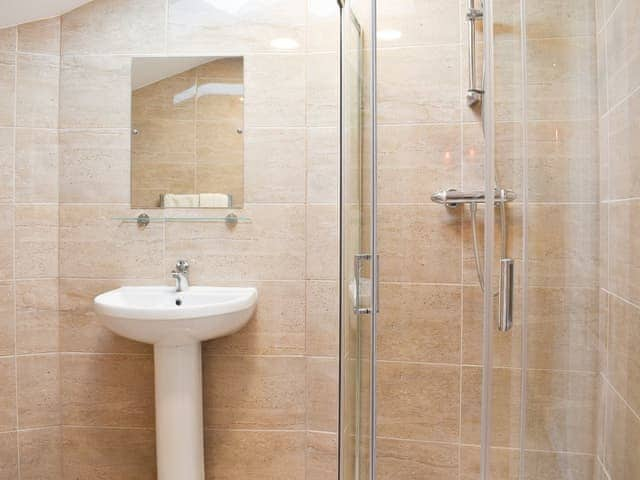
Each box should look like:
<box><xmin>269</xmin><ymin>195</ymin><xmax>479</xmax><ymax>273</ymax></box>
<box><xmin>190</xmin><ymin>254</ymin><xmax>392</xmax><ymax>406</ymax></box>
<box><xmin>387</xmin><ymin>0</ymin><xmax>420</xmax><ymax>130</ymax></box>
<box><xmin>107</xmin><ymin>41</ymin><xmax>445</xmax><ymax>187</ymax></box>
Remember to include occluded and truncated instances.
<box><xmin>205</xmin><ymin>430</ymin><xmax>305</xmax><ymax>480</ymax></box>
<box><xmin>378</xmin><ymin>45</ymin><xmax>460</xmax><ymax>124</ymax></box>
<box><xmin>167</xmin><ymin>0</ymin><xmax>306</xmax><ymax>54</ymax></box>
<box><xmin>527</xmin><ymin>120</ymin><xmax>599</xmax><ymax>203</ymax></box>
<box><xmin>15</xmin><ymin>205</ymin><xmax>58</xmax><ymax>279</ymax></box>
<box><xmin>17</xmin><ymin>18</ymin><xmax>61</xmax><ymax>55</ymax></box>
<box><xmin>609</xmin><ymin>200</ymin><xmax>640</xmax><ymax>305</ymax></box>
<box><xmin>306</xmin><ymin>52</ymin><xmax>338</xmax><ymax>127</ymax></box>
<box><xmin>0</xmin><ymin>206</ymin><xmax>13</xmax><ymax>281</ymax></box>
<box><xmin>62</xmin><ymin>427</ymin><xmax>156</xmax><ymax>480</ymax></box>
<box><xmin>522</xmin><ymin>451</ymin><xmax>594</xmax><ymax>480</ymax></box>
<box><xmin>377</xmin><ymin>283</ymin><xmax>461</xmax><ymax>364</ymax></box>
<box><xmin>0</xmin><ymin>28</ymin><xmax>16</xmax><ymax>52</ymax></box>
<box><xmin>460</xmin><ymin>446</ymin><xmax>520</xmax><ymax>480</ymax></box>
<box><xmin>203</xmin><ymin>355</ymin><xmax>305</xmax><ymax>430</ymax></box>
<box><xmin>14</xmin><ymin>128</ymin><xmax>58</xmax><ymax>203</ymax></box>
<box><xmin>600</xmin><ymin>204</ymin><xmax>608</xmax><ymax>289</ymax></box>
<box><xmin>244</xmin><ymin>128</ymin><xmax>306</xmax><ymax>203</ymax></box>
<box><xmin>608</xmin><ymin>90</ymin><xmax>640</xmax><ymax>200</ymax></box>
<box><xmin>18</xmin><ymin>426</ymin><xmax>62</xmax><ymax>480</ymax></box>
<box><xmin>461</xmin><ymin>367</ymin><xmax>521</xmax><ymax>448</ymax></box>
<box><xmin>306</xmin><ymin>431</ymin><xmax>337</xmax><ymax>480</ymax></box>
<box><xmin>0</xmin><ymin>432</ymin><xmax>18</xmax><ymax>479</ymax></box>
<box><xmin>60</xmin><ymin>205</ymin><xmax>164</xmax><ymax>279</ymax></box>
<box><xmin>61</xmin><ymin>353</ymin><xmax>154</xmax><ymax>428</ymax></box>
<box><xmin>245</xmin><ymin>54</ymin><xmax>305</xmax><ymax>128</ymax></box>
<box><xmin>307</xmin><ymin>0</ymin><xmax>339</xmax><ymax>53</ymax></box>
<box><xmin>462</xmin><ymin>285</ymin><xmax>522</xmax><ymax>367</ymax></box>
<box><xmin>378</xmin><ymin>205</ymin><xmax>461</xmax><ymax>283</ymax></box>
<box><xmin>60</xmin><ymin>56</ymin><xmax>130</xmax><ymax>129</ymax></box>
<box><xmin>527</xmin><ymin>204</ymin><xmax>599</xmax><ymax>288</ymax></box>
<box><xmin>16</xmin><ymin>279</ymin><xmax>58</xmax><ymax>354</ymax></box>
<box><xmin>377</xmin><ymin>0</ymin><xmax>459</xmax><ymax>48</ymax></box>
<box><xmin>0</xmin><ymin>283</ymin><xmax>14</xmax><ymax>356</ymax></box>
<box><xmin>526</xmin><ymin>0</ymin><xmax>595</xmax><ymax>38</ymax></box>
<box><xmin>377</xmin><ymin>362</ymin><xmax>460</xmax><ymax>442</ymax></box>
<box><xmin>379</xmin><ymin>124</ymin><xmax>461</xmax><ymax>203</ymax></box>
<box><xmin>527</xmin><ymin>287</ymin><xmax>599</xmax><ymax>372</ymax></box>
<box><xmin>61</xmin><ymin>0</ymin><xmax>165</xmax><ymax>55</ymax></box>
<box><xmin>164</xmin><ymin>204</ymin><xmax>305</xmax><ymax>281</ymax></box>
<box><xmin>60</xmin><ymin>129</ymin><xmax>130</xmax><ymax>204</ymax></box>
<box><xmin>15</xmin><ymin>54</ymin><xmax>59</xmax><ymax>128</ymax></box>
<box><xmin>0</xmin><ymin>128</ymin><xmax>14</xmax><ymax>203</ymax></box>
<box><xmin>306</xmin><ymin>204</ymin><xmax>338</xmax><ymax>280</ymax></box>
<box><xmin>524</xmin><ymin>370</ymin><xmax>597</xmax><ymax>453</ymax></box>
<box><xmin>377</xmin><ymin>438</ymin><xmax>458</xmax><ymax>480</ymax></box>
<box><xmin>306</xmin><ymin>280</ymin><xmax>338</xmax><ymax>356</ymax></box>
<box><xmin>0</xmin><ymin>54</ymin><xmax>15</xmax><ymax>127</ymax></box>
<box><xmin>526</xmin><ymin>40</ymin><xmax>598</xmax><ymax>123</ymax></box>
<box><xmin>462</xmin><ymin>120</ymin><xmax>523</xmax><ymax>199</ymax></box>
<box><xmin>59</xmin><ymin>278</ymin><xmax>152</xmax><ymax>354</ymax></box>
<box><xmin>607</xmin><ymin>295</ymin><xmax>640</xmax><ymax>414</ymax></box>
<box><xmin>205</xmin><ymin>281</ymin><xmax>305</xmax><ymax>356</ymax></box>
<box><xmin>307</xmin><ymin>127</ymin><xmax>338</xmax><ymax>204</ymax></box>
<box><xmin>0</xmin><ymin>358</ymin><xmax>16</xmax><ymax>431</ymax></box>
<box><xmin>604</xmin><ymin>386</ymin><xmax>640</xmax><ymax>479</ymax></box>
<box><xmin>306</xmin><ymin>356</ymin><xmax>337</xmax><ymax>432</ymax></box>
<box><xmin>17</xmin><ymin>354</ymin><xmax>59</xmax><ymax>428</ymax></box>
<box><xmin>605</xmin><ymin>0</ymin><xmax>640</xmax><ymax>106</ymax></box>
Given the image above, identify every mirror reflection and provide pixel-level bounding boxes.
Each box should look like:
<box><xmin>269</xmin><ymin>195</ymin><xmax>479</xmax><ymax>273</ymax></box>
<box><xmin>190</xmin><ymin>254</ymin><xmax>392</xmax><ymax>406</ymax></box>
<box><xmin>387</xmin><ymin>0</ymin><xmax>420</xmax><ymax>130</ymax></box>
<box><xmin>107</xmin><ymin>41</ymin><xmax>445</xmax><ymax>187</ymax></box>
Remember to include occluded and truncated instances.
<box><xmin>130</xmin><ymin>56</ymin><xmax>244</xmax><ymax>208</ymax></box>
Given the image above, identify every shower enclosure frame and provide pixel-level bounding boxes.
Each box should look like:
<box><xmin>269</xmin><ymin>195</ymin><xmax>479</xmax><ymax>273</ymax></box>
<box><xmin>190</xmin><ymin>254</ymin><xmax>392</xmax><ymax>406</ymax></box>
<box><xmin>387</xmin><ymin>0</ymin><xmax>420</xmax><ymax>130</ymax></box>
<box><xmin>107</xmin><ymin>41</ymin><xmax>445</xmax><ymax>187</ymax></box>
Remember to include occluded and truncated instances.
<box><xmin>338</xmin><ymin>0</ymin><xmax>501</xmax><ymax>478</ymax></box>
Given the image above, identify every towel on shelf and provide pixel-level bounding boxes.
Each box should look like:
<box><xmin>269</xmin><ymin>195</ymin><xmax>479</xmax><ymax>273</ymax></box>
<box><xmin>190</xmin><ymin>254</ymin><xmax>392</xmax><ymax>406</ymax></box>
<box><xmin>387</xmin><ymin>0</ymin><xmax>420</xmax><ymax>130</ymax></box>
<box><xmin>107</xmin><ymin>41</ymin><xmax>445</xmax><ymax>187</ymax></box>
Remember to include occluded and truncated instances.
<box><xmin>199</xmin><ymin>193</ymin><xmax>232</xmax><ymax>208</ymax></box>
<box><xmin>162</xmin><ymin>194</ymin><xmax>200</xmax><ymax>208</ymax></box>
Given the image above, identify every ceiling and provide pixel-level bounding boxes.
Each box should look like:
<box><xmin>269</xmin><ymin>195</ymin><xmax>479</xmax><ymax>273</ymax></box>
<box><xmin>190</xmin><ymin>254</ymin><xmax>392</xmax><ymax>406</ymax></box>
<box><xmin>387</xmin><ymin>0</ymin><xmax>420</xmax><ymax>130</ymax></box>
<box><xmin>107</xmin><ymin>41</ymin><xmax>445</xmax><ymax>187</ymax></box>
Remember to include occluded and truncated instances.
<box><xmin>0</xmin><ymin>0</ymin><xmax>94</xmax><ymax>28</ymax></box>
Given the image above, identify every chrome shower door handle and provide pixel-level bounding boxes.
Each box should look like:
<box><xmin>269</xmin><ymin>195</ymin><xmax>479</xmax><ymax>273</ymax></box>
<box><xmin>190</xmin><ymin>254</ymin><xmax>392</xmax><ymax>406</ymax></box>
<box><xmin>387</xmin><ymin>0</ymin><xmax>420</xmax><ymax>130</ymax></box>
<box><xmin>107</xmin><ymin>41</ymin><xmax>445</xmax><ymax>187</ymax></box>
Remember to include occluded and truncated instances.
<box><xmin>353</xmin><ymin>254</ymin><xmax>372</xmax><ymax>315</ymax></box>
<box><xmin>498</xmin><ymin>258</ymin><xmax>514</xmax><ymax>331</ymax></box>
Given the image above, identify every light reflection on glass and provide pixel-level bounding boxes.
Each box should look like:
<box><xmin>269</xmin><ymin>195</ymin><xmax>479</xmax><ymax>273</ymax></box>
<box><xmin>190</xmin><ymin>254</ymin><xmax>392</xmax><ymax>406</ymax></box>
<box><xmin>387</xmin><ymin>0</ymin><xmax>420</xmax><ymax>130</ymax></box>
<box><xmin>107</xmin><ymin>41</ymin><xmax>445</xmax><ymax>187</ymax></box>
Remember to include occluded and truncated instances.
<box><xmin>270</xmin><ymin>37</ymin><xmax>300</xmax><ymax>50</ymax></box>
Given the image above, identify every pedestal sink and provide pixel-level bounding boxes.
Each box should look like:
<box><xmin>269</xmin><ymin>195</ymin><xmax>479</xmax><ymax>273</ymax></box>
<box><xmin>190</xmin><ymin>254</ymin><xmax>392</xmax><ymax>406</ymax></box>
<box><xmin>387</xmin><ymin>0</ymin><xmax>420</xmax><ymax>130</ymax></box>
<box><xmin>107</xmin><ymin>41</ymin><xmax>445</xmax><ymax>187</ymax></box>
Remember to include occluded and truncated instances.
<box><xmin>94</xmin><ymin>286</ymin><xmax>258</xmax><ymax>480</ymax></box>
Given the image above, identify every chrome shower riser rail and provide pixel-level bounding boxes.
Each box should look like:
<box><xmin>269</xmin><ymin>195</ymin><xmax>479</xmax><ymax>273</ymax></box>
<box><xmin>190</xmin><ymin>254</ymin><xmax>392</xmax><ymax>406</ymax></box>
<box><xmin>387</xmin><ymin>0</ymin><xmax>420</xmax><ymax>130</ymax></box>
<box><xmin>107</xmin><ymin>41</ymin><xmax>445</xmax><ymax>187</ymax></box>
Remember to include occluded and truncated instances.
<box><xmin>467</xmin><ymin>0</ymin><xmax>484</xmax><ymax>106</ymax></box>
<box><xmin>431</xmin><ymin>188</ymin><xmax>516</xmax><ymax>207</ymax></box>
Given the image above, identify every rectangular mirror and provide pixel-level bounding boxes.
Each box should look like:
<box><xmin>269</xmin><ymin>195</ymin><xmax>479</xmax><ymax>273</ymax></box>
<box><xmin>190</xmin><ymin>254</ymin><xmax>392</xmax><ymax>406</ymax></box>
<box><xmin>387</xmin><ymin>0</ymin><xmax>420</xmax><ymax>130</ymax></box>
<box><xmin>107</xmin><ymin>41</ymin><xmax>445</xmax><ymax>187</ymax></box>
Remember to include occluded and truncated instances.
<box><xmin>130</xmin><ymin>56</ymin><xmax>244</xmax><ymax>209</ymax></box>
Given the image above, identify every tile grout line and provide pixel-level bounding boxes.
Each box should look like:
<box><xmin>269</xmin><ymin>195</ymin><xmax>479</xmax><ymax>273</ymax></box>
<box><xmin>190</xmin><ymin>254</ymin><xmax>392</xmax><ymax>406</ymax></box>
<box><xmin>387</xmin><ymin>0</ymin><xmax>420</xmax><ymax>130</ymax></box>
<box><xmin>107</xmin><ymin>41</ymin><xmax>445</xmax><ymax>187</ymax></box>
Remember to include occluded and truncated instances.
<box><xmin>10</xmin><ymin>25</ymin><xmax>22</xmax><ymax>480</ymax></box>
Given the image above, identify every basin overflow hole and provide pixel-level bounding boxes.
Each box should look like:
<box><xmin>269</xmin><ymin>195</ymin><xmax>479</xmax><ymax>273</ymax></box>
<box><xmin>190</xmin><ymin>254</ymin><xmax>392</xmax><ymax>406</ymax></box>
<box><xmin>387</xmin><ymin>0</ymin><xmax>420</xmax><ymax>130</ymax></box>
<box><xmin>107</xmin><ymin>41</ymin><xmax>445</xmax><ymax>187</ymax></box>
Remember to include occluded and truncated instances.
<box><xmin>175</xmin><ymin>299</ymin><xmax>182</xmax><ymax>306</ymax></box>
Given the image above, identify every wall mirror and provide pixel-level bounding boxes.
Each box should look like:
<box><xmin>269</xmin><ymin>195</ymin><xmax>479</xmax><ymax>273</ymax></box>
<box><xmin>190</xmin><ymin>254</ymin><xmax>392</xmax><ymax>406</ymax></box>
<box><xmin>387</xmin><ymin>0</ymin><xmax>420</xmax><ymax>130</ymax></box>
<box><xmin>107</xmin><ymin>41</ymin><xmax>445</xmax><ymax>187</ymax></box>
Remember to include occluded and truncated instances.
<box><xmin>130</xmin><ymin>56</ymin><xmax>244</xmax><ymax>209</ymax></box>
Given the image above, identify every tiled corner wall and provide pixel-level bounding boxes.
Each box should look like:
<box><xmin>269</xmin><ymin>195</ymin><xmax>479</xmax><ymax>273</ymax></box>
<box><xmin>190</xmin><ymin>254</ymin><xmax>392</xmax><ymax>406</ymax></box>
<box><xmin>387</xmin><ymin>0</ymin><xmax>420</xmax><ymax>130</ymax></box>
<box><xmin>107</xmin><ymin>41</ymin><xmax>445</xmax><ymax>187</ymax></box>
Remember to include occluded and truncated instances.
<box><xmin>595</xmin><ymin>0</ymin><xmax>640</xmax><ymax>478</ymax></box>
<box><xmin>0</xmin><ymin>17</ymin><xmax>63</xmax><ymax>479</ymax></box>
<box><xmin>1</xmin><ymin>0</ymin><xmax>340</xmax><ymax>479</ymax></box>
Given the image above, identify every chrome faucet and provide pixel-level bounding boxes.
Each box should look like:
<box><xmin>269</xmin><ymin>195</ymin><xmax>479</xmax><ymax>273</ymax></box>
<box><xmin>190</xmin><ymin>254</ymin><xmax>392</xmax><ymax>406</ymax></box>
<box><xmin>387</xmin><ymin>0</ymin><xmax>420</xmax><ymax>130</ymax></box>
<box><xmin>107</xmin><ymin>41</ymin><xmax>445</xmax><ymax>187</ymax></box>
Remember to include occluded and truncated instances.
<box><xmin>171</xmin><ymin>260</ymin><xmax>190</xmax><ymax>292</ymax></box>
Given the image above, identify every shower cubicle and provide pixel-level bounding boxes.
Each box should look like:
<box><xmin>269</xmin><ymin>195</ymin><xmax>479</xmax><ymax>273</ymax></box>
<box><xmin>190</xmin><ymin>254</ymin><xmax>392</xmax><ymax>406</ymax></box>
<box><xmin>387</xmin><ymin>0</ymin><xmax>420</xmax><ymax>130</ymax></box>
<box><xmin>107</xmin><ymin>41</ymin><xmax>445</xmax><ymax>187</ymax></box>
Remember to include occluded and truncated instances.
<box><xmin>339</xmin><ymin>0</ymin><xmax>637</xmax><ymax>478</ymax></box>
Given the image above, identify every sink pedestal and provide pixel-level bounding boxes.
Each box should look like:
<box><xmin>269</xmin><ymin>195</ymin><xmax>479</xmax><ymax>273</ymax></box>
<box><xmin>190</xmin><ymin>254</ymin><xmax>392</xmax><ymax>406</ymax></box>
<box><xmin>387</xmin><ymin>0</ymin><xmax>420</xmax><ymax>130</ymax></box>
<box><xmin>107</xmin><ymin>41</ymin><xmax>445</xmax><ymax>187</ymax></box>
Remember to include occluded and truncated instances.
<box><xmin>154</xmin><ymin>343</ymin><xmax>205</xmax><ymax>480</ymax></box>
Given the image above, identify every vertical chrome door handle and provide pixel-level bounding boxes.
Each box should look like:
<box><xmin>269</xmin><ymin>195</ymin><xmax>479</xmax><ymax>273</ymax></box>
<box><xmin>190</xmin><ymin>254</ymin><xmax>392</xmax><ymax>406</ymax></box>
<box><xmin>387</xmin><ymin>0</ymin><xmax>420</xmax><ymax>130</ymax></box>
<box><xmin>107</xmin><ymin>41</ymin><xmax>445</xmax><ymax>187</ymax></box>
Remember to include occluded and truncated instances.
<box><xmin>353</xmin><ymin>254</ymin><xmax>372</xmax><ymax>315</ymax></box>
<box><xmin>498</xmin><ymin>258</ymin><xmax>514</xmax><ymax>331</ymax></box>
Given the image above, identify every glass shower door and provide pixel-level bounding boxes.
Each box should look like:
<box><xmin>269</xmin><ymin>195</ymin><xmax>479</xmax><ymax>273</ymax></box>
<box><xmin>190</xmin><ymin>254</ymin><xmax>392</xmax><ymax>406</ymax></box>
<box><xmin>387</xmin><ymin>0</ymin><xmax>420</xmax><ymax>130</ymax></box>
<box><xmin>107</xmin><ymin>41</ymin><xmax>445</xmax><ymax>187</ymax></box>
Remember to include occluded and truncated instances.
<box><xmin>339</xmin><ymin>0</ymin><xmax>376</xmax><ymax>478</ymax></box>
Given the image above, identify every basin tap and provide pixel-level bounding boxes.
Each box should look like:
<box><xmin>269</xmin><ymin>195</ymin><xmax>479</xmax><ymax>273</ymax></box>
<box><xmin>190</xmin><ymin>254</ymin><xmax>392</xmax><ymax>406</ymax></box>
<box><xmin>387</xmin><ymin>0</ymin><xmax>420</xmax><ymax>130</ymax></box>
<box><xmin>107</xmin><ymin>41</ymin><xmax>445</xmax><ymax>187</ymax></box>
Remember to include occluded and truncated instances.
<box><xmin>171</xmin><ymin>260</ymin><xmax>190</xmax><ymax>292</ymax></box>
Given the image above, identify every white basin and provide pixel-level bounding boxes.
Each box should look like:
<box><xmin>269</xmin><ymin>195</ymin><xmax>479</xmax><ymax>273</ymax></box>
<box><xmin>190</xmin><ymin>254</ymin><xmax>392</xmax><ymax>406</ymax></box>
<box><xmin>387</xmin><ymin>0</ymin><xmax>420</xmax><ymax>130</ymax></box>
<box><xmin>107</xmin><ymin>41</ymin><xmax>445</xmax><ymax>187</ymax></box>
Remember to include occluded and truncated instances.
<box><xmin>94</xmin><ymin>285</ymin><xmax>257</xmax><ymax>480</ymax></box>
<box><xmin>94</xmin><ymin>286</ymin><xmax>257</xmax><ymax>346</ymax></box>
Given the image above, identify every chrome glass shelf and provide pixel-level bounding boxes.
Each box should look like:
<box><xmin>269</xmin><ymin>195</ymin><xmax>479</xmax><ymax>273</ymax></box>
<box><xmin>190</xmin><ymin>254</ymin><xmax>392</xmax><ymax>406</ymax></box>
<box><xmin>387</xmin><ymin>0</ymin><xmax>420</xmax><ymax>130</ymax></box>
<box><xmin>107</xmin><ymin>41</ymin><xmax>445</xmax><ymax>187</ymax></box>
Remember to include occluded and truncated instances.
<box><xmin>112</xmin><ymin>213</ymin><xmax>251</xmax><ymax>226</ymax></box>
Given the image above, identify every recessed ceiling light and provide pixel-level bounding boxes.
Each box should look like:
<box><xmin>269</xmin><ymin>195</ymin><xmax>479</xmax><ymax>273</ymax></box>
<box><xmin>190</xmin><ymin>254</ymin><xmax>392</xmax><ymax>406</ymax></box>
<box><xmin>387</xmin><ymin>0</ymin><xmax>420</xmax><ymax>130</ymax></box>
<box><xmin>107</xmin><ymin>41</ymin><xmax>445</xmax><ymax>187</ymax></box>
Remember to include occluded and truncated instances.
<box><xmin>270</xmin><ymin>38</ymin><xmax>300</xmax><ymax>50</ymax></box>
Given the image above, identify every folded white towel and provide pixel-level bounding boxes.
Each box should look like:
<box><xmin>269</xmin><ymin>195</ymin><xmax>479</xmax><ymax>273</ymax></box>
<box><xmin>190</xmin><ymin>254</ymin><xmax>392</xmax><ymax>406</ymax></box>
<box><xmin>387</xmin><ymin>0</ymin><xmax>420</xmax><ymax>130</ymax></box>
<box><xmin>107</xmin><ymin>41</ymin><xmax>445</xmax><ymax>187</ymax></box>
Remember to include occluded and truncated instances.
<box><xmin>199</xmin><ymin>193</ymin><xmax>231</xmax><ymax>208</ymax></box>
<box><xmin>162</xmin><ymin>194</ymin><xmax>200</xmax><ymax>208</ymax></box>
